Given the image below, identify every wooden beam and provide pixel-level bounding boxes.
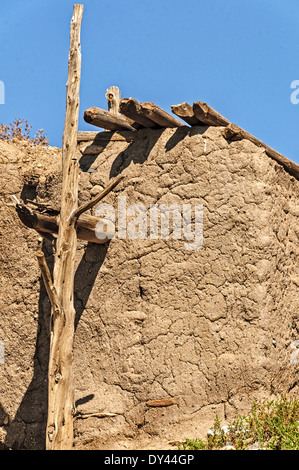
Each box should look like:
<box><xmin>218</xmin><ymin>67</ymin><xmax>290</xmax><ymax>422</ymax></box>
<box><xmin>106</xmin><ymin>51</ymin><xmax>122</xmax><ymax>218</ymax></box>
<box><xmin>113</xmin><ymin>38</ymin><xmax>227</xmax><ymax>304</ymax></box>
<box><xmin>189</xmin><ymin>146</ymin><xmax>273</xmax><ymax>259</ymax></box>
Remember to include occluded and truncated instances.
<box><xmin>46</xmin><ymin>4</ymin><xmax>83</xmax><ymax>450</ymax></box>
<box><xmin>16</xmin><ymin>204</ymin><xmax>113</xmax><ymax>244</ymax></box>
<box><xmin>119</xmin><ymin>98</ymin><xmax>158</xmax><ymax>128</ymax></box>
<box><xmin>193</xmin><ymin>101</ymin><xmax>230</xmax><ymax>127</ymax></box>
<box><xmin>171</xmin><ymin>102</ymin><xmax>203</xmax><ymax>126</ymax></box>
<box><xmin>141</xmin><ymin>102</ymin><xmax>185</xmax><ymax>128</ymax></box>
<box><xmin>84</xmin><ymin>107</ymin><xmax>136</xmax><ymax>131</ymax></box>
<box><xmin>77</xmin><ymin>130</ymin><xmax>137</xmax><ymax>143</ymax></box>
<box><xmin>222</xmin><ymin>123</ymin><xmax>299</xmax><ymax>179</ymax></box>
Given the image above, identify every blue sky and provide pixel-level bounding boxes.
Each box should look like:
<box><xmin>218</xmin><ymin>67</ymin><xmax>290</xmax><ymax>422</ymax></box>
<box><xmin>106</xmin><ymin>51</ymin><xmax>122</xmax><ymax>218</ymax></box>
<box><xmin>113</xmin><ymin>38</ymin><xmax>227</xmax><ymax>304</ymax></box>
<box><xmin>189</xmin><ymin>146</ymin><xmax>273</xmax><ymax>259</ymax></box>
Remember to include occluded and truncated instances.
<box><xmin>0</xmin><ymin>0</ymin><xmax>298</xmax><ymax>163</ymax></box>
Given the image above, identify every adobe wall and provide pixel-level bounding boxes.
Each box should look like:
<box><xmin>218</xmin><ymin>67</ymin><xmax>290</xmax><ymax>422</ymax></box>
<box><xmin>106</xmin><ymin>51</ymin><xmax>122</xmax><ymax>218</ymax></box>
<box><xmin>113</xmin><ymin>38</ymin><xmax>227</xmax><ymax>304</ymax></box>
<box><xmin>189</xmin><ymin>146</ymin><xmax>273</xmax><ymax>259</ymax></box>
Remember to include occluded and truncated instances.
<box><xmin>0</xmin><ymin>125</ymin><xmax>298</xmax><ymax>449</ymax></box>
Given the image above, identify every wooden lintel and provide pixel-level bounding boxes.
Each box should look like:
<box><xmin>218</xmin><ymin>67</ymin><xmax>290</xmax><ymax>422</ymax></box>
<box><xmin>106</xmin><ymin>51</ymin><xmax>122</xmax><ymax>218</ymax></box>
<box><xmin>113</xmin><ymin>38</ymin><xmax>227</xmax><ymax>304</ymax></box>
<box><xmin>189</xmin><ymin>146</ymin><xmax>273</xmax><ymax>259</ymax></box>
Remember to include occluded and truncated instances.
<box><xmin>222</xmin><ymin>123</ymin><xmax>299</xmax><ymax>179</ymax></box>
<box><xmin>193</xmin><ymin>101</ymin><xmax>230</xmax><ymax>127</ymax></box>
<box><xmin>141</xmin><ymin>102</ymin><xmax>185</xmax><ymax>128</ymax></box>
<box><xmin>171</xmin><ymin>102</ymin><xmax>203</xmax><ymax>126</ymax></box>
<box><xmin>84</xmin><ymin>107</ymin><xmax>136</xmax><ymax>132</ymax></box>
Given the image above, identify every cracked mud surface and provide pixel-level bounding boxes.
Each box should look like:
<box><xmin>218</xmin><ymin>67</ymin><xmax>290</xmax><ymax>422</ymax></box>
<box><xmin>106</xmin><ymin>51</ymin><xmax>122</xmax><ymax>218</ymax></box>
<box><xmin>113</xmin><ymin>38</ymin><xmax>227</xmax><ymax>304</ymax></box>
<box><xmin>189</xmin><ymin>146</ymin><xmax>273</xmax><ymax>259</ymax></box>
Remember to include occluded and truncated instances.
<box><xmin>0</xmin><ymin>126</ymin><xmax>298</xmax><ymax>449</ymax></box>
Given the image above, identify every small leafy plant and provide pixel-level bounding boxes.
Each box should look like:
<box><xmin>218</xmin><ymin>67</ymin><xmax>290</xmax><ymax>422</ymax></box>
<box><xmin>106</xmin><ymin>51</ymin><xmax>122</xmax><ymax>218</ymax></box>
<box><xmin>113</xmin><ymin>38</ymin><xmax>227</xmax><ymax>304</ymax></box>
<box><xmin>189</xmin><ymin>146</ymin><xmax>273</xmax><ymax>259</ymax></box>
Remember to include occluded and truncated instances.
<box><xmin>180</xmin><ymin>397</ymin><xmax>299</xmax><ymax>450</ymax></box>
<box><xmin>0</xmin><ymin>119</ymin><xmax>49</xmax><ymax>146</ymax></box>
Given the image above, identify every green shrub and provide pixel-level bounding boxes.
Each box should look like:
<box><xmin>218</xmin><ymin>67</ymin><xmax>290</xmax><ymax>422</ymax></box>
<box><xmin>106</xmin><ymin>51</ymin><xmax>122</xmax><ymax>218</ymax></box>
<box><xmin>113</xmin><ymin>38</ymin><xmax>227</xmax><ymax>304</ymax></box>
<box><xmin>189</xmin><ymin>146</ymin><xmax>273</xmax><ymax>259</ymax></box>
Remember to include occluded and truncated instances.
<box><xmin>180</xmin><ymin>396</ymin><xmax>299</xmax><ymax>450</ymax></box>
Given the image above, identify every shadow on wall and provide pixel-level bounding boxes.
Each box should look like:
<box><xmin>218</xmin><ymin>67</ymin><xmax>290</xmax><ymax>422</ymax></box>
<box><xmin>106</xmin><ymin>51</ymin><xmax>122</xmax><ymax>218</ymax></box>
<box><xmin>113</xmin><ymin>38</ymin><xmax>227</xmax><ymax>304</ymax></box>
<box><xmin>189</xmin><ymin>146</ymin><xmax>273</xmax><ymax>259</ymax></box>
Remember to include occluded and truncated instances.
<box><xmin>109</xmin><ymin>129</ymin><xmax>165</xmax><ymax>178</ymax></box>
<box><xmin>108</xmin><ymin>125</ymin><xmax>209</xmax><ymax>178</ymax></box>
<box><xmin>3</xmin><ymin>237</ymin><xmax>110</xmax><ymax>450</ymax></box>
<box><xmin>3</xmin><ymin>125</ymin><xmax>209</xmax><ymax>449</ymax></box>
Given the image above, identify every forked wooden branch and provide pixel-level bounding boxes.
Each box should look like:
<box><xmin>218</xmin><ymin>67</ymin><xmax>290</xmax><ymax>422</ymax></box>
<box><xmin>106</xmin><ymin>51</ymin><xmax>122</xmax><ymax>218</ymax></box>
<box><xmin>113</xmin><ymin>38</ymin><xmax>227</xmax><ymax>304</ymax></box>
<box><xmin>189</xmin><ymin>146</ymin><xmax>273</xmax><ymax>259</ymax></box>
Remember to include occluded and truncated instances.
<box><xmin>70</xmin><ymin>174</ymin><xmax>124</xmax><ymax>222</ymax></box>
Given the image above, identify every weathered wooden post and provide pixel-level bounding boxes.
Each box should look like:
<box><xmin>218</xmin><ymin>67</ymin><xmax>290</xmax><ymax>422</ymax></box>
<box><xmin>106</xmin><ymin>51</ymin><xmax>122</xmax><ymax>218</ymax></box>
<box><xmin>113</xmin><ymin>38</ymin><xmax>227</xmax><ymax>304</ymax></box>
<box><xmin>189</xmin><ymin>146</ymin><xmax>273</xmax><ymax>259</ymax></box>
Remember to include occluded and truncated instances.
<box><xmin>105</xmin><ymin>86</ymin><xmax>121</xmax><ymax>114</ymax></box>
<box><xmin>45</xmin><ymin>4</ymin><xmax>83</xmax><ymax>450</ymax></box>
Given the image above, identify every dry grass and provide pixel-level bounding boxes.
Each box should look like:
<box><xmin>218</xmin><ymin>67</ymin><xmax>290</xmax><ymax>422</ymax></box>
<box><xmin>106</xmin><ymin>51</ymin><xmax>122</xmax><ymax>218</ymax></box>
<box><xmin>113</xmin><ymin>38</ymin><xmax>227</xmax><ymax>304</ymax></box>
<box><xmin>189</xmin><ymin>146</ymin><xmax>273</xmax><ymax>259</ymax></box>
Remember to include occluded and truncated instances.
<box><xmin>0</xmin><ymin>119</ymin><xmax>49</xmax><ymax>146</ymax></box>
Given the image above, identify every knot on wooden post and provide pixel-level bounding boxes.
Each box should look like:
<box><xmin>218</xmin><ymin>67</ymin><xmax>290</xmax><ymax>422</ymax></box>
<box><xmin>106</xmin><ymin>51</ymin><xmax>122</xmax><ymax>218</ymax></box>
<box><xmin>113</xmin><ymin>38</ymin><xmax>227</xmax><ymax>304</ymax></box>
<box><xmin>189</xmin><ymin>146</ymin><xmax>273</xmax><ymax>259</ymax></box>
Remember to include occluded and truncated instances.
<box><xmin>105</xmin><ymin>86</ymin><xmax>121</xmax><ymax>114</ymax></box>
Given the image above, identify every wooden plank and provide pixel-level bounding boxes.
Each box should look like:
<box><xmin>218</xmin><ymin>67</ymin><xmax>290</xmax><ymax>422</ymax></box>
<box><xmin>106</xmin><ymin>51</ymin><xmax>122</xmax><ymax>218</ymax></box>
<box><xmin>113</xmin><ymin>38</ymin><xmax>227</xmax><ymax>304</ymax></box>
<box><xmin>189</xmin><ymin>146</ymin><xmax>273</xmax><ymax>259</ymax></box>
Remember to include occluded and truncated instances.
<box><xmin>222</xmin><ymin>123</ymin><xmax>299</xmax><ymax>179</ymax></box>
<box><xmin>171</xmin><ymin>102</ymin><xmax>203</xmax><ymax>126</ymax></box>
<box><xmin>193</xmin><ymin>101</ymin><xmax>230</xmax><ymax>127</ymax></box>
<box><xmin>141</xmin><ymin>102</ymin><xmax>185</xmax><ymax>128</ymax></box>
<box><xmin>84</xmin><ymin>107</ymin><xmax>136</xmax><ymax>131</ymax></box>
<box><xmin>119</xmin><ymin>98</ymin><xmax>158</xmax><ymax>128</ymax></box>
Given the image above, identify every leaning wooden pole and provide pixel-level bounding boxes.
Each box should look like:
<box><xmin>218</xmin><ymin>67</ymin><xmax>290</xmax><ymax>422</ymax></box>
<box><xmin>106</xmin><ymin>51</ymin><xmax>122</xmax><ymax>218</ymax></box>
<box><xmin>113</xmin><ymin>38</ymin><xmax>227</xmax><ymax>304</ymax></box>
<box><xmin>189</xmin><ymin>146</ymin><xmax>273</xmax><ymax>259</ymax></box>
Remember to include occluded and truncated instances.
<box><xmin>46</xmin><ymin>4</ymin><xmax>83</xmax><ymax>450</ymax></box>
